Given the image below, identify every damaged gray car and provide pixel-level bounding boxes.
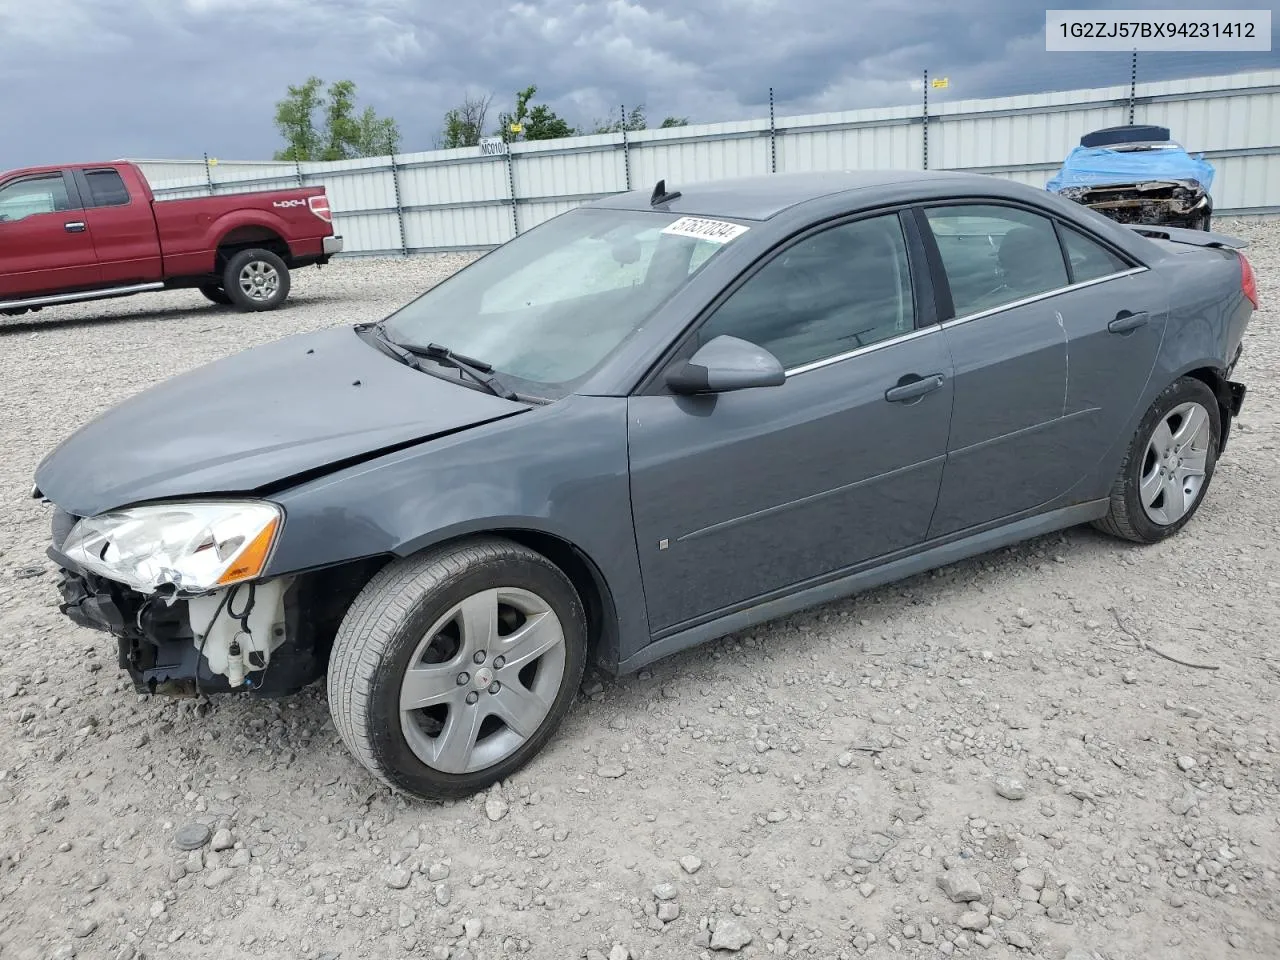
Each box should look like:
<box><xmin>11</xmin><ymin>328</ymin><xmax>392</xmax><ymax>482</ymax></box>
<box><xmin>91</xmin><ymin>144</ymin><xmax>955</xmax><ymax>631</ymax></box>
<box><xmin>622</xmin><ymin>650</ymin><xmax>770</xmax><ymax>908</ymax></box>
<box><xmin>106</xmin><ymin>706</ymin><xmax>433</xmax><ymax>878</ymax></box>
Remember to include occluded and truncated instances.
<box><xmin>33</xmin><ymin>170</ymin><xmax>1256</xmax><ymax>800</ymax></box>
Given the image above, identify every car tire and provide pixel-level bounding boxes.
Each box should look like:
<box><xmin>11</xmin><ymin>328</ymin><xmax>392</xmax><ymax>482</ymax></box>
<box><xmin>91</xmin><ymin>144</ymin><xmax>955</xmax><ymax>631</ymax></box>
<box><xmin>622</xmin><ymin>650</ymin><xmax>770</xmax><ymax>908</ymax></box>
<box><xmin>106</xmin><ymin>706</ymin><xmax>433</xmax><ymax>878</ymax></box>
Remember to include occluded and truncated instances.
<box><xmin>221</xmin><ymin>248</ymin><xmax>291</xmax><ymax>312</ymax></box>
<box><xmin>198</xmin><ymin>284</ymin><xmax>233</xmax><ymax>306</ymax></box>
<box><xmin>326</xmin><ymin>537</ymin><xmax>588</xmax><ymax>800</ymax></box>
<box><xmin>1093</xmin><ymin>376</ymin><xmax>1221</xmax><ymax>544</ymax></box>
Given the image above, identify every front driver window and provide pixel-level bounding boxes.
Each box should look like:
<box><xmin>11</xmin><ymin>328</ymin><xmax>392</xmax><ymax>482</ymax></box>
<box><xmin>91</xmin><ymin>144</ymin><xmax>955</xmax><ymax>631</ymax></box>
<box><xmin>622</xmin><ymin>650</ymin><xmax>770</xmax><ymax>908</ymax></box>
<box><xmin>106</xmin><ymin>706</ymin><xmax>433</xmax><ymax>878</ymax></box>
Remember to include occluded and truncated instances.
<box><xmin>697</xmin><ymin>213</ymin><xmax>916</xmax><ymax>370</ymax></box>
<box><xmin>0</xmin><ymin>174</ymin><xmax>72</xmax><ymax>223</ymax></box>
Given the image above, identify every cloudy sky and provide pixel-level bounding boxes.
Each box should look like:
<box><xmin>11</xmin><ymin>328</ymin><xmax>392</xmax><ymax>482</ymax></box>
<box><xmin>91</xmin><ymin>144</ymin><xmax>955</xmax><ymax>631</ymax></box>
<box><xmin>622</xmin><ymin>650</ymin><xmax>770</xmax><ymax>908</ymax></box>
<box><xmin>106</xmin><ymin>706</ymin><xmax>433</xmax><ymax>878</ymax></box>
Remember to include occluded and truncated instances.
<box><xmin>0</xmin><ymin>0</ymin><xmax>1274</xmax><ymax>169</ymax></box>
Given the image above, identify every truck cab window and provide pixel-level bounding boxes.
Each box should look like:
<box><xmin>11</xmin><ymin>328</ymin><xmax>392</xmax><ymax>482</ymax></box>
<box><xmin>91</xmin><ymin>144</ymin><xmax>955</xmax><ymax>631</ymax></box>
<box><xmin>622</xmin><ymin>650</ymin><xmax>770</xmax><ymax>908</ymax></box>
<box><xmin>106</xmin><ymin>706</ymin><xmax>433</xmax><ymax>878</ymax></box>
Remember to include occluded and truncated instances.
<box><xmin>83</xmin><ymin>169</ymin><xmax>131</xmax><ymax>207</ymax></box>
<box><xmin>0</xmin><ymin>175</ymin><xmax>73</xmax><ymax>222</ymax></box>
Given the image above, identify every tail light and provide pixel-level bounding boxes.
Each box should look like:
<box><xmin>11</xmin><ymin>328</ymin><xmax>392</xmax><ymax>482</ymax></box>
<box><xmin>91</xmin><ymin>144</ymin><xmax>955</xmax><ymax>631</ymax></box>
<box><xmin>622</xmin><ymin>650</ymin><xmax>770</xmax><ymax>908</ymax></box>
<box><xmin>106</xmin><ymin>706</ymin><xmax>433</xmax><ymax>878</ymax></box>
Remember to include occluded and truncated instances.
<box><xmin>1239</xmin><ymin>251</ymin><xmax>1258</xmax><ymax>310</ymax></box>
<box><xmin>307</xmin><ymin>195</ymin><xmax>332</xmax><ymax>223</ymax></box>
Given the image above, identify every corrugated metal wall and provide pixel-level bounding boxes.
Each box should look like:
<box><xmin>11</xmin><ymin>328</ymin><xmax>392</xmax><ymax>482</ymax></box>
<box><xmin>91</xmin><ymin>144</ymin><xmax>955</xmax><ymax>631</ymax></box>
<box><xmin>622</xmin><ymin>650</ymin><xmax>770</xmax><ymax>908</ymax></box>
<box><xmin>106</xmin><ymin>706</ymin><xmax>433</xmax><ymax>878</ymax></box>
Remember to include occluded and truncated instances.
<box><xmin>134</xmin><ymin>68</ymin><xmax>1280</xmax><ymax>256</ymax></box>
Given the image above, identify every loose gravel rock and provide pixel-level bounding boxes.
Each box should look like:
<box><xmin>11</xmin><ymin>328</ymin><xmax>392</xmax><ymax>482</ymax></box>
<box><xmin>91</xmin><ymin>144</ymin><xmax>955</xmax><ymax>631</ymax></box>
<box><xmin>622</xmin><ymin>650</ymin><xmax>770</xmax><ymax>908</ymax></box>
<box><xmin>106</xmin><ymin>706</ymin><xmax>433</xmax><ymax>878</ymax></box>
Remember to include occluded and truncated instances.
<box><xmin>1</xmin><ymin>225</ymin><xmax>1279</xmax><ymax>960</ymax></box>
<box><xmin>173</xmin><ymin>823</ymin><xmax>211</xmax><ymax>850</ymax></box>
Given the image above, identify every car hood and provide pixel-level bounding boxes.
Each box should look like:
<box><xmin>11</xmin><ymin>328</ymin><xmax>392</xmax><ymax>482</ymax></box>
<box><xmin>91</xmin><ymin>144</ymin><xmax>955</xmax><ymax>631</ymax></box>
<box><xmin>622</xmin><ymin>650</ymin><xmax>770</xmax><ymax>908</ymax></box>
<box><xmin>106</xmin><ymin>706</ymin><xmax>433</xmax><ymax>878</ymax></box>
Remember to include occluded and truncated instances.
<box><xmin>34</xmin><ymin>325</ymin><xmax>529</xmax><ymax>518</ymax></box>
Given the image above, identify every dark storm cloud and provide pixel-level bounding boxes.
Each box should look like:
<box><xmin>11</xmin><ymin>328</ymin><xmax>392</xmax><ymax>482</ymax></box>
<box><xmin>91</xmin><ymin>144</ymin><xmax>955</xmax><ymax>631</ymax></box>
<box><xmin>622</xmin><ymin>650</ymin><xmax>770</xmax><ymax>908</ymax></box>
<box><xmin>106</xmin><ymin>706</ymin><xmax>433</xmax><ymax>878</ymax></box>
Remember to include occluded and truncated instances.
<box><xmin>0</xmin><ymin>0</ymin><xmax>1273</xmax><ymax>168</ymax></box>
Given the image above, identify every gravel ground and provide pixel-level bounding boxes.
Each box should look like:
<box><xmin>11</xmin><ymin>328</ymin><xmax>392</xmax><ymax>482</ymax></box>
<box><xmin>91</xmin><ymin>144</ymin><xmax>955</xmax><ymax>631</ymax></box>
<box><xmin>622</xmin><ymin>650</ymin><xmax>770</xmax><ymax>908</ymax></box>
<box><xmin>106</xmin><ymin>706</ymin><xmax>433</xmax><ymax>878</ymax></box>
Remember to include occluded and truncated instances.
<box><xmin>1</xmin><ymin>221</ymin><xmax>1279</xmax><ymax>960</ymax></box>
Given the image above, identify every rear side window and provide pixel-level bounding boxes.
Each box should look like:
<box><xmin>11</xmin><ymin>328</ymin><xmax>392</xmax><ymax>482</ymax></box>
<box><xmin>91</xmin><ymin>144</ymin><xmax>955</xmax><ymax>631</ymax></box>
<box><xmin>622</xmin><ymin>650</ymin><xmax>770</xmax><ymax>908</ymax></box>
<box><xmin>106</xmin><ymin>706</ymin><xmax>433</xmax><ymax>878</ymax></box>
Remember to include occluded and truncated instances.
<box><xmin>925</xmin><ymin>204</ymin><xmax>1069</xmax><ymax>318</ymax></box>
<box><xmin>83</xmin><ymin>169</ymin><xmax>130</xmax><ymax>207</ymax></box>
<box><xmin>1059</xmin><ymin>224</ymin><xmax>1129</xmax><ymax>282</ymax></box>
<box><xmin>0</xmin><ymin>174</ymin><xmax>73</xmax><ymax>222</ymax></box>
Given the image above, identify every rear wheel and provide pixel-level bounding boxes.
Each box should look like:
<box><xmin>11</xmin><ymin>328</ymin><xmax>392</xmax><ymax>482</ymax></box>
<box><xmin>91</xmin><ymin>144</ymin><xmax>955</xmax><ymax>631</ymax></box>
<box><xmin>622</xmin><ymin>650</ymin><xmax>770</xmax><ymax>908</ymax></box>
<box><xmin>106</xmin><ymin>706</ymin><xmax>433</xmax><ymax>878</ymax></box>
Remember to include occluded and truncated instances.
<box><xmin>1093</xmin><ymin>377</ymin><xmax>1221</xmax><ymax>543</ymax></box>
<box><xmin>198</xmin><ymin>284</ymin><xmax>233</xmax><ymax>306</ymax></box>
<box><xmin>327</xmin><ymin>537</ymin><xmax>587</xmax><ymax>800</ymax></box>
<box><xmin>222</xmin><ymin>248</ymin><xmax>291</xmax><ymax>311</ymax></box>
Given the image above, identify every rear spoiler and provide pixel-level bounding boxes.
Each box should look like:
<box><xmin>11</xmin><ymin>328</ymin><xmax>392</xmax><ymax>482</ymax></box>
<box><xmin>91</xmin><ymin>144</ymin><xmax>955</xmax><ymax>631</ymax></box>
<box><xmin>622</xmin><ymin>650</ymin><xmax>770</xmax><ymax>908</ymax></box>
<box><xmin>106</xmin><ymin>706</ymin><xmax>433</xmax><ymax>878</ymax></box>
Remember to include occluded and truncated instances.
<box><xmin>1126</xmin><ymin>223</ymin><xmax>1248</xmax><ymax>250</ymax></box>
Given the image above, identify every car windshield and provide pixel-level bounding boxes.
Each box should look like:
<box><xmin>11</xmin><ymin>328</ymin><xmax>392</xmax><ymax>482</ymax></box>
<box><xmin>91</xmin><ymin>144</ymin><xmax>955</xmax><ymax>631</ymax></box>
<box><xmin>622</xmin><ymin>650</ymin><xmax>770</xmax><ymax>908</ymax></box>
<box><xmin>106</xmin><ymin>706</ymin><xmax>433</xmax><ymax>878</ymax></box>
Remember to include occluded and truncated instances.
<box><xmin>378</xmin><ymin>206</ymin><xmax>738</xmax><ymax>394</ymax></box>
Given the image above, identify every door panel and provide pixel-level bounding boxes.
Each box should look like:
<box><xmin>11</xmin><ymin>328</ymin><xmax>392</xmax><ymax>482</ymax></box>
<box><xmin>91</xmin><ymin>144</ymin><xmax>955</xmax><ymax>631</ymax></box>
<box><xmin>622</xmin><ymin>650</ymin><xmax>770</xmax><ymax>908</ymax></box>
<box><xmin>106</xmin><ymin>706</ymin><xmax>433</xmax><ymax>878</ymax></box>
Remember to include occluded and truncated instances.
<box><xmin>1055</xmin><ymin>270</ymin><xmax>1169</xmax><ymax>470</ymax></box>
<box><xmin>930</xmin><ymin>304</ymin><xmax>1070</xmax><ymax>535</ymax></box>
<box><xmin>921</xmin><ymin>203</ymin><xmax>1073</xmax><ymax>538</ymax></box>
<box><xmin>0</xmin><ymin>172</ymin><xmax>99</xmax><ymax>298</ymax></box>
<box><xmin>629</xmin><ymin>330</ymin><xmax>953</xmax><ymax>633</ymax></box>
<box><xmin>76</xmin><ymin>168</ymin><xmax>163</xmax><ymax>285</ymax></box>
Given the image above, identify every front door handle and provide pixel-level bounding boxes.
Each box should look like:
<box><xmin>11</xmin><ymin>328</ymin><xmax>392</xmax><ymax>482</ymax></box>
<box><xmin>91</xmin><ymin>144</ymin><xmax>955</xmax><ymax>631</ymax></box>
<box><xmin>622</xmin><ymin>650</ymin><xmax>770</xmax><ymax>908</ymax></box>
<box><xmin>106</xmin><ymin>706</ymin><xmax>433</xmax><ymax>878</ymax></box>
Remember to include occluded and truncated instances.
<box><xmin>885</xmin><ymin>373</ymin><xmax>945</xmax><ymax>404</ymax></box>
<box><xmin>1108</xmin><ymin>310</ymin><xmax>1149</xmax><ymax>334</ymax></box>
<box><xmin>64</xmin><ymin>221</ymin><xmax>86</xmax><ymax>233</ymax></box>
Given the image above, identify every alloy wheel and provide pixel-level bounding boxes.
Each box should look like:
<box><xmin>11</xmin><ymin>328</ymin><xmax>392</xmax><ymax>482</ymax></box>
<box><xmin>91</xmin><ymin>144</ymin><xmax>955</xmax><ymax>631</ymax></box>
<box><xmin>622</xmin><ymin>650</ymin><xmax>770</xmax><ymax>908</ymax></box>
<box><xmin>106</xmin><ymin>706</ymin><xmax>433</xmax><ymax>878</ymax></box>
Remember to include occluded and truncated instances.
<box><xmin>1139</xmin><ymin>400</ymin><xmax>1212</xmax><ymax>525</ymax></box>
<box><xmin>399</xmin><ymin>587</ymin><xmax>566</xmax><ymax>774</ymax></box>
<box><xmin>238</xmin><ymin>260</ymin><xmax>280</xmax><ymax>302</ymax></box>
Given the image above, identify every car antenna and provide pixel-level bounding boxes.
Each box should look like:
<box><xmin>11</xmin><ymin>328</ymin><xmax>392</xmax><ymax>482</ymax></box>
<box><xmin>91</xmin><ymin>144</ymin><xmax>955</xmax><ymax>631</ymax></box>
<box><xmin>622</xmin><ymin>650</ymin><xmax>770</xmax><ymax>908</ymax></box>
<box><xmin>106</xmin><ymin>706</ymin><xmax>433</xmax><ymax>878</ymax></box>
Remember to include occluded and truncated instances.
<box><xmin>650</xmin><ymin>178</ymin><xmax>681</xmax><ymax>206</ymax></box>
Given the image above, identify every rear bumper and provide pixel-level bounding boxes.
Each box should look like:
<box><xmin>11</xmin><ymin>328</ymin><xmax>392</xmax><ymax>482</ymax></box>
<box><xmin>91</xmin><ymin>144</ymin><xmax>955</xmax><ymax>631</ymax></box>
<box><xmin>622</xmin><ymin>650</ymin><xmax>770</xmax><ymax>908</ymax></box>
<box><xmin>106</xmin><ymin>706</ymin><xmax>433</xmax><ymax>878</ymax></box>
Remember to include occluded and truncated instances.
<box><xmin>323</xmin><ymin>235</ymin><xmax>344</xmax><ymax>256</ymax></box>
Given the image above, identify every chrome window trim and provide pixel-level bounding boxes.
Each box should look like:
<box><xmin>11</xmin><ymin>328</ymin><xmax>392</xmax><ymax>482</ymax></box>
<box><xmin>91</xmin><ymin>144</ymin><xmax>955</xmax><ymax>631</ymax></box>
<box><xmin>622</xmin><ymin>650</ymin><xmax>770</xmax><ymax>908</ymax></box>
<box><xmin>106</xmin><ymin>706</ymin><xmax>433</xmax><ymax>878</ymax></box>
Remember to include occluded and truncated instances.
<box><xmin>784</xmin><ymin>325</ymin><xmax>939</xmax><ymax>377</ymax></box>
<box><xmin>781</xmin><ymin>264</ymin><xmax>1147</xmax><ymax>378</ymax></box>
<box><xmin>940</xmin><ymin>266</ymin><xmax>1148</xmax><ymax>330</ymax></box>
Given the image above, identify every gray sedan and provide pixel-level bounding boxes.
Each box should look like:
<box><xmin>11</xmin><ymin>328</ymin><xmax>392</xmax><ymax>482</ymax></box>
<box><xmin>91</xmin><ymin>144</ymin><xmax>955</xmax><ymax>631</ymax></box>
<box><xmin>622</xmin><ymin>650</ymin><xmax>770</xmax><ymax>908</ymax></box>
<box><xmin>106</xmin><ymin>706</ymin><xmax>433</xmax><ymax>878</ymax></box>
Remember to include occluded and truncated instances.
<box><xmin>32</xmin><ymin>170</ymin><xmax>1257</xmax><ymax>800</ymax></box>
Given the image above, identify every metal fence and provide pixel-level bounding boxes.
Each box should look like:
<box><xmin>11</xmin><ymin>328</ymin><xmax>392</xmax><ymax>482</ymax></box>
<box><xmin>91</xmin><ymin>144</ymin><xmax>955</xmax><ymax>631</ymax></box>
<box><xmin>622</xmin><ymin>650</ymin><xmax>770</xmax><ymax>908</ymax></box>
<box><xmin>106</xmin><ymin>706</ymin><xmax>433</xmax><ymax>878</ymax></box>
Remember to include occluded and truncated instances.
<box><xmin>133</xmin><ymin>67</ymin><xmax>1280</xmax><ymax>258</ymax></box>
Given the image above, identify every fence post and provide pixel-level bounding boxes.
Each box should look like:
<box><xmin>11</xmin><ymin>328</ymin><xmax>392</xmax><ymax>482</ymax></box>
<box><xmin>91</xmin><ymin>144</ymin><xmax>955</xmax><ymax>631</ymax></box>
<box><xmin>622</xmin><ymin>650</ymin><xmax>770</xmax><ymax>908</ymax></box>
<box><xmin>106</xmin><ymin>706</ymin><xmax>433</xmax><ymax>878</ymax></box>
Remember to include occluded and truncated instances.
<box><xmin>621</xmin><ymin>104</ymin><xmax>632</xmax><ymax>191</ymax></box>
<box><xmin>922</xmin><ymin>70</ymin><xmax>929</xmax><ymax>170</ymax></box>
<box><xmin>505</xmin><ymin>143</ymin><xmax>519</xmax><ymax>238</ymax></box>
<box><xmin>769</xmin><ymin>87</ymin><xmax>777</xmax><ymax>173</ymax></box>
<box><xmin>389</xmin><ymin>143</ymin><xmax>407</xmax><ymax>256</ymax></box>
<box><xmin>1128</xmin><ymin>49</ymin><xmax>1138</xmax><ymax>124</ymax></box>
<box><xmin>203</xmin><ymin>152</ymin><xmax>216</xmax><ymax>194</ymax></box>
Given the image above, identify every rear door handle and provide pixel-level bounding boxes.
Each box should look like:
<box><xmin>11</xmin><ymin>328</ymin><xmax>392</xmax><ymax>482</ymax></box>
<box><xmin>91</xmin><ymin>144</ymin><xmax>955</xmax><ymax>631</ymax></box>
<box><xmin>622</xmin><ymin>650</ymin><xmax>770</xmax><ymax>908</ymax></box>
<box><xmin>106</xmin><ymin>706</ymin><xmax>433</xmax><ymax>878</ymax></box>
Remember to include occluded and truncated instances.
<box><xmin>885</xmin><ymin>373</ymin><xmax>945</xmax><ymax>403</ymax></box>
<box><xmin>1108</xmin><ymin>310</ymin><xmax>1149</xmax><ymax>334</ymax></box>
<box><xmin>64</xmin><ymin>221</ymin><xmax>86</xmax><ymax>233</ymax></box>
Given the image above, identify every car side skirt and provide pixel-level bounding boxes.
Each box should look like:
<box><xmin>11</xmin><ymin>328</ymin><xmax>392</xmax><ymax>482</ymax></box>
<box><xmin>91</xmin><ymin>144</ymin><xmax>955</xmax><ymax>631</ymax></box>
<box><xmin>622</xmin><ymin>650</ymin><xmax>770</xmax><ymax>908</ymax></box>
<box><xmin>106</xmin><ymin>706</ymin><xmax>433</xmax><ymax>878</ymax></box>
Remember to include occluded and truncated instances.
<box><xmin>615</xmin><ymin>498</ymin><xmax>1110</xmax><ymax>675</ymax></box>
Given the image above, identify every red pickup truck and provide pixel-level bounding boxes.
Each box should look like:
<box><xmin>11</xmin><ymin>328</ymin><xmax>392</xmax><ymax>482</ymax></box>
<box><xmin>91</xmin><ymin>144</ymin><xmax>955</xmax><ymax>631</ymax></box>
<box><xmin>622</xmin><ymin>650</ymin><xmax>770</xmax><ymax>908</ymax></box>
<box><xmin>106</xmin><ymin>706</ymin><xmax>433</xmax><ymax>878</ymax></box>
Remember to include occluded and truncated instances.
<box><xmin>0</xmin><ymin>161</ymin><xmax>342</xmax><ymax>316</ymax></box>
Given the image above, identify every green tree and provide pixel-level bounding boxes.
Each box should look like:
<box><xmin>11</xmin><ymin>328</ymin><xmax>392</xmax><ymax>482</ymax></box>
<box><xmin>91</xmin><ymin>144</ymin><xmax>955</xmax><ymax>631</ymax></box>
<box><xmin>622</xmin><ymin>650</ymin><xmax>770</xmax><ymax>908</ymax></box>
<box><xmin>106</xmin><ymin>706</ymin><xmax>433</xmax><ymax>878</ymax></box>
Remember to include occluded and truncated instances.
<box><xmin>356</xmin><ymin>106</ymin><xmax>402</xmax><ymax>157</ymax></box>
<box><xmin>439</xmin><ymin>92</ymin><xmax>493</xmax><ymax>149</ymax></box>
<box><xmin>496</xmin><ymin>85</ymin><xmax>576</xmax><ymax>142</ymax></box>
<box><xmin>592</xmin><ymin>108</ymin><xmax>690</xmax><ymax>134</ymax></box>
<box><xmin>593</xmin><ymin>105</ymin><xmax>647</xmax><ymax>134</ymax></box>
<box><xmin>272</xmin><ymin>76</ymin><xmax>324</xmax><ymax>161</ymax></box>
<box><xmin>273</xmin><ymin>77</ymin><xmax>401</xmax><ymax>161</ymax></box>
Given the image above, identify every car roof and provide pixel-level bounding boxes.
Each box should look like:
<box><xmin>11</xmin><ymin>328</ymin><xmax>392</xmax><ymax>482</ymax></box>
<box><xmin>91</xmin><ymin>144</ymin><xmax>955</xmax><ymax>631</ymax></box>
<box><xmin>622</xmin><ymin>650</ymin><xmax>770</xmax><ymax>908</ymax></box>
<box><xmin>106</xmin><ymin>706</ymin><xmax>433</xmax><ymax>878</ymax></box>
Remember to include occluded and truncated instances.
<box><xmin>586</xmin><ymin>169</ymin><xmax>1000</xmax><ymax>221</ymax></box>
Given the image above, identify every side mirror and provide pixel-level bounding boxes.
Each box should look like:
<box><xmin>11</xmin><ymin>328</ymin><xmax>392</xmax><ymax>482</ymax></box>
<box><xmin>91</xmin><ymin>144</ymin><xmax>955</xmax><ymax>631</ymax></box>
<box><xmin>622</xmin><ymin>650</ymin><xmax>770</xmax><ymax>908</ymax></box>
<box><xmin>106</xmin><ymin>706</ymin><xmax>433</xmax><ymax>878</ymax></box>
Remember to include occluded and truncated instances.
<box><xmin>665</xmin><ymin>335</ymin><xmax>786</xmax><ymax>395</ymax></box>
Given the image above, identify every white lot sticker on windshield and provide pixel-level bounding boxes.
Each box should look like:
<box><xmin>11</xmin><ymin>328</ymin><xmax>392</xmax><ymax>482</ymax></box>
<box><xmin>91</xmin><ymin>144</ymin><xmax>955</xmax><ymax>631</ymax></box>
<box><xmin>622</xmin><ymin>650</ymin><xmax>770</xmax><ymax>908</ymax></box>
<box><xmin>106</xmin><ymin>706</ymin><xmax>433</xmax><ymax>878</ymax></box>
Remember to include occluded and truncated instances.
<box><xmin>661</xmin><ymin>216</ymin><xmax>749</xmax><ymax>244</ymax></box>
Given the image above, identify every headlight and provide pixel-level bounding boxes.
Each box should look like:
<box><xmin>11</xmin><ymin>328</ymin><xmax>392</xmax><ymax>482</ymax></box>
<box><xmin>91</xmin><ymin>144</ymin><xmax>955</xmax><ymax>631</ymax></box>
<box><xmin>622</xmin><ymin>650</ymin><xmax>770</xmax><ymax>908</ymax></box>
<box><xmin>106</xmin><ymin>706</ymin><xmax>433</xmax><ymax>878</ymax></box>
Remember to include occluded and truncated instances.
<box><xmin>62</xmin><ymin>500</ymin><xmax>283</xmax><ymax>595</ymax></box>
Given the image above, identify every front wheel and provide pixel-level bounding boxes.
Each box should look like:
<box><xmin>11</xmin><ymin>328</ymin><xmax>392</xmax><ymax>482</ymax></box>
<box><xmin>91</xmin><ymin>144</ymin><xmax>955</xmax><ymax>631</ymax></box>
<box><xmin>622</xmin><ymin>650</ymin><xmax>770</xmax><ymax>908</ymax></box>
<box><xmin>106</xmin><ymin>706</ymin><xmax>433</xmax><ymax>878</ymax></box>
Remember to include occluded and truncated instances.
<box><xmin>1093</xmin><ymin>376</ymin><xmax>1221</xmax><ymax>543</ymax></box>
<box><xmin>222</xmin><ymin>248</ymin><xmax>291</xmax><ymax>312</ymax></box>
<box><xmin>327</xmin><ymin>538</ymin><xmax>587</xmax><ymax>800</ymax></box>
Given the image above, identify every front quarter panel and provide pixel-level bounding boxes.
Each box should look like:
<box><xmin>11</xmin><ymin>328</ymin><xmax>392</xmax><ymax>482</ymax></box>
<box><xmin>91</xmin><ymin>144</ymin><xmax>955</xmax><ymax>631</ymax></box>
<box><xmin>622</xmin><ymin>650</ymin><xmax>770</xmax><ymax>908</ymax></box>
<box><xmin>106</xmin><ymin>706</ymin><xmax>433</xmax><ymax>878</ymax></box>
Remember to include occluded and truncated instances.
<box><xmin>264</xmin><ymin>394</ymin><xmax>648</xmax><ymax>667</ymax></box>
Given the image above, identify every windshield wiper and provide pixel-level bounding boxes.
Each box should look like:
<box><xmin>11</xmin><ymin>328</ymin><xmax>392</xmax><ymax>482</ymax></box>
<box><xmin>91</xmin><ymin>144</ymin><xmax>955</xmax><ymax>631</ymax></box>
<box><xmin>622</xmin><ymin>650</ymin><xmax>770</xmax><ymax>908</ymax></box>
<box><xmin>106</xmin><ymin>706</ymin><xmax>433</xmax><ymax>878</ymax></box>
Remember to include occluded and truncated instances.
<box><xmin>359</xmin><ymin>322</ymin><xmax>426</xmax><ymax>371</ymax></box>
<box><xmin>403</xmin><ymin>340</ymin><xmax>519</xmax><ymax>401</ymax></box>
<box><xmin>360</xmin><ymin>323</ymin><xmax>520</xmax><ymax>401</ymax></box>
<box><xmin>416</xmin><ymin>343</ymin><xmax>520</xmax><ymax>401</ymax></box>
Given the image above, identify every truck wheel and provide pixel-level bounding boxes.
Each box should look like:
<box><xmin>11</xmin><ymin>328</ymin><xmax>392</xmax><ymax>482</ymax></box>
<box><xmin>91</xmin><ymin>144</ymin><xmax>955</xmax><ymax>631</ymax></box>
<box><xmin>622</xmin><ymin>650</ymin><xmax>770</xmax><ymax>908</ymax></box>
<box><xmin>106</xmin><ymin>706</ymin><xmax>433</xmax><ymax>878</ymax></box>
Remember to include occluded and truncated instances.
<box><xmin>222</xmin><ymin>248</ymin><xmax>291</xmax><ymax>312</ymax></box>
<box><xmin>199</xmin><ymin>285</ymin><xmax>233</xmax><ymax>306</ymax></box>
<box><xmin>327</xmin><ymin>537</ymin><xmax>587</xmax><ymax>800</ymax></box>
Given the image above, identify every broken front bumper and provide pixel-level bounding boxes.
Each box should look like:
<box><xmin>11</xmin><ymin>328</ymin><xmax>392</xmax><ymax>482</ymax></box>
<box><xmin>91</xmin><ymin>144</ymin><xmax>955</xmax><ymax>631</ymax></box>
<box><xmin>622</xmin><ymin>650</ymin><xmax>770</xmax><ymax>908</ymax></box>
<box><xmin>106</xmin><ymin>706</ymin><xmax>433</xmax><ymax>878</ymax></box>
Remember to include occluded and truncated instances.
<box><xmin>49</xmin><ymin>542</ymin><xmax>323</xmax><ymax>698</ymax></box>
<box><xmin>1058</xmin><ymin>179</ymin><xmax>1211</xmax><ymax>227</ymax></box>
